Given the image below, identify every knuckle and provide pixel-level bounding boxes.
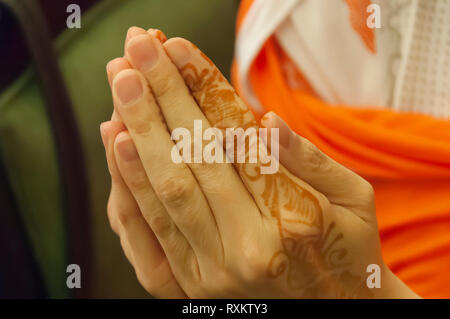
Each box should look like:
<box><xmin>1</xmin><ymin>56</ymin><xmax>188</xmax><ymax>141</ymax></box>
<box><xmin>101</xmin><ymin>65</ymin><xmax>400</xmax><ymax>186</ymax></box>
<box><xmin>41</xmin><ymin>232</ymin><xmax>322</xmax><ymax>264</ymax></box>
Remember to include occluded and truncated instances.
<box><xmin>315</xmin><ymin>191</ymin><xmax>331</xmax><ymax>211</ymax></box>
<box><xmin>239</xmin><ymin>259</ymin><xmax>267</xmax><ymax>283</ymax></box>
<box><xmin>116</xmin><ymin>207</ymin><xmax>138</xmax><ymax>228</ymax></box>
<box><xmin>127</xmin><ymin>170</ymin><xmax>150</xmax><ymax>193</ymax></box>
<box><xmin>127</xmin><ymin>112</ymin><xmax>153</xmax><ymax>135</ymax></box>
<box><xmin>107</xmin><ymin>211</ymin><xmax>119</xmax><ymax>235</ymax></box>
<box><xmin>123</xmin><ymin>100</ymin><xmax>156</xmax><ymax>136</ymax></box>
<box><xmin>109</xmin><ymin>218</ymin><xmax>120</xmax><ymax>235</ymax></box>
<box><xmin>303</xmin><ymin>140</ymin><xmax>330</xmax><ymax>173</ymax></box>
<box><xmin>194</xmin><ymin>162</ymin><xmax>228</xmax><ymax>191</ymax></box>
<box><xmin>106</xmin><ymin>196</ymin><xmax>120</xmax><ymax>234</ymax></box>
<box><xmin>152</xmin><ymin>74</ymin><xmax>178</xmax><ymax>100</ymax></box>
<box><xmin>360</xmin><ymin>179</ymin><xmax>375</xmax><ymax>203</ymax></box>
<box><xmin>157</xmin><ymin>175</ymin><xmax>195</xmax><ymax>207</ymax></box>
<box><xmin>238</xmin><ymin>242</ymin><xmax>267</xmax><ymax>282</ymax></box>
<box><xmin>148</xmin><ymin>214</ymin><xmax>174</xmax><ymax>238</ymax></box>
<box><xmin>106</xmin><ymin>196</ymin><xmax>114</xmax><ymax>216</ymax></box>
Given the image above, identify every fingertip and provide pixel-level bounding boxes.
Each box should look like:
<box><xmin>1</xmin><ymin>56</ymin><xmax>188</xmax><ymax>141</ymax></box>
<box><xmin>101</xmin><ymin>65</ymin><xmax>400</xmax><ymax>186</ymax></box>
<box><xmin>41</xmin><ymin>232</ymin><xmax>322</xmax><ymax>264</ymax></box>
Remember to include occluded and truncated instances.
<box><xmin>115</xmin><ymin>130</ymin><xmax>130</xmax><ymax>143</ymax></box>
<box><xmin>100</xmin><ymin>120</ymin><xmax>127</xmax><ymax>146</ymax></box>
<box><xmin>100</xmin><ymin>121</ymin><xmax>111</xmax><ymax>148</ymax></box>
<box><xmin>260</xmin><ymin>112</ymin><xmax>274</xmax><ymax>128</ymax></box>
<box><xmin>115</xmin><ymin>131</ymin><xmax>140</xmax><ymax>162</ymax></box>
<box><xmin>113</xmin><ymin>69</ymin><xmax>145</xmax><ymax>106</ymax></box>
<box><xmin>148</xmin><ymin>28</ymin><xmax>167</xmax><ymax>43</ymax></box>
<box><xmin>107</xmin><ymin>57</ymin><xmax>131</xmax><ymax>86</ymax></box>
<box><xmin>126</xmin><ymin>34</ymin><xmax>159</xmax><ymax>71</ymax></box>
<box><xmin>164</xmin><ymin>37</ymin><xmax>192</xmax><ymax>66</ymax></box>
<box><xmin>106</xmin><ymin>59</ymin><xmax>117</xmax><ymax>86</ymax></box>
<box><xmin>103</xmin><ymin>123</ymin><xmax>128</xmax><ymax>179</ymax></box>
<box><xmin>114</xmin><ymin>131</ymin><xmax>129</xmax><ymax>157</ymax></box>
<box><xmin>126</xmin><ymin>26</ymin><xmax>147</xmax><ymax>43</ymax></box>
<box><xmin>261</xmin><ymin>112</ymin><xmax>292</xmax><ymax>148</ymax></box>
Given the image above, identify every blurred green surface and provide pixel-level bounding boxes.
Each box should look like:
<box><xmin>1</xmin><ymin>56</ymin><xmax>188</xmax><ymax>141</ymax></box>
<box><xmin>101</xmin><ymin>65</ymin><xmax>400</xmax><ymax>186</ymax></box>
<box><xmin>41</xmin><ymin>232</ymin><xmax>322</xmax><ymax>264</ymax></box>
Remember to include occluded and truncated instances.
<box><xmin>0</xmin><ymin>0</ymin><xmax>238</xmax><ymax>298</ymax></box>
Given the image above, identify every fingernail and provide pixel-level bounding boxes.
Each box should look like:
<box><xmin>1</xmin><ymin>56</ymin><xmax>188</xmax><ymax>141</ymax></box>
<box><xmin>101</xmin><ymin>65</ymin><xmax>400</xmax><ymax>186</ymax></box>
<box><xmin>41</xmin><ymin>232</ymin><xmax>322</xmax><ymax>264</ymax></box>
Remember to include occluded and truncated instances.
<box><xmin>126</xmin><ymin>26</ymin><xmax>147</xmax><ymax>44</ymax></box>
<box><xmin>106</xmin><ymin>58</ymin><xmax>121</xmax><ymax>86</ymax></box>
<box><xmin>117</xmin><ymin>134</ymin><xmax>139</xmax><ymax>162</ymax></box>
<box><xmin>106</xmin><ymin>59</ymin><xmax>115</xmax><ymax>75</ymax></box>
<box><xmin>106</xmin><ymin>63</ymin><xmax>112</xmax><ymax>85</ymax></box>
<box><xmin>107</xmin><ymin>58</ymin><xmax>125</xmax><ymax>76</ymax></box>
<box><xmin>100</xmin><ymin>122</ymin><xmax>109</xmax><ymax>148</ymax></box>
<box><xmin>127</xmin><ymin>35</ymin><xmax>159</xmax><ymax>70</ymax></box>
<box><xmin>260</xmin><ymin>113</ymin><xmax>272</xmax><ymax>128</ymax></box>
<box><xmin>275</xmin><ymin>117</ymin><xmax>291</xmax><ymax>148</ymax></box>
<box><xmin>153</xmin><ymin>29</ymin><xmax>167</xmax><ymax>43</ymax></box>
<box><xmin>114</xmin><ymin>72</ymin><xmax>143</xmax><ymax>105</ymax></box>
<box><xmin>262</xmin><ymin>112</ymin><xmax>290</xmax><ymax>148</ymax></box>
<box><xmin>165</xmin><ymin>39</ymin><xmax>191</xmax><ymax>65</ymax></box>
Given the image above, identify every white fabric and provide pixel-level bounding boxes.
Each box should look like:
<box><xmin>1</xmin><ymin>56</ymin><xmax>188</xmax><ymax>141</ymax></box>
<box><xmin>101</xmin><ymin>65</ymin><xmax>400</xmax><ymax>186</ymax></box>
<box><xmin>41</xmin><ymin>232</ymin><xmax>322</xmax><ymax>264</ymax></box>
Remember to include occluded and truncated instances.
<box><xmin>393</xmin><ymin>0</ymin><xmax>450</xmax><ymax>117</ymax></box>
<box><xmin>235</xmin><ymin>0</ymin><xmax>300</xmax><ymax>114</ymax></box>
<box><xmin>235</xmin><ymin>0</ymin><xmax>450</xmax><ymax>119</ymax></box>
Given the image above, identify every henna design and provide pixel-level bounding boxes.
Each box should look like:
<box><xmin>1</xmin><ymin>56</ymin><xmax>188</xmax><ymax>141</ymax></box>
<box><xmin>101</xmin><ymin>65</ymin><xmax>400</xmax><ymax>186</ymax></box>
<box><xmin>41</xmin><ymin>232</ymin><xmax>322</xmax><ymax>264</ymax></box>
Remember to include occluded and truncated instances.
<box><xmin>180</xmin><ymin>55</ymin><xmax>372</xmax><ymax>298</ymax></box>
<box><xmin>258</xmin><ymin>169</ymin><xmax>371</xmax><ymax>298</ymax></box>
<box><xmin>182</xmin><ymin>63</ymin><xmax>256</xmax><ymax>132</ymax></box>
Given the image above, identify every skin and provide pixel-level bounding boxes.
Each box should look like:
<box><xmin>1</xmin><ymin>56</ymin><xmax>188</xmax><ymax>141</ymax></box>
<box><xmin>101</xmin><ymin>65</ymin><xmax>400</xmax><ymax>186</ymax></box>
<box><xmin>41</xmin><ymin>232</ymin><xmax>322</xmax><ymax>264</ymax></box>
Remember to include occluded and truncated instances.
<box><xmin>100</xmin><ymin>27</ymin><xmax>420</xmax><ymax>298</ymax></box>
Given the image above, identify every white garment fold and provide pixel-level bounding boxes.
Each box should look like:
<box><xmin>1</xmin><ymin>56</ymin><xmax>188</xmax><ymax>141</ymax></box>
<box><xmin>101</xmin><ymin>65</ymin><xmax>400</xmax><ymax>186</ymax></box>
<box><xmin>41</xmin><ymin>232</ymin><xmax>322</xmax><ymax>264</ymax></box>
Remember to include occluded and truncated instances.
<box><xmin>235</xmin><ymin>0</ymin><xmax>450</xmax><ymax>119</ymax></box>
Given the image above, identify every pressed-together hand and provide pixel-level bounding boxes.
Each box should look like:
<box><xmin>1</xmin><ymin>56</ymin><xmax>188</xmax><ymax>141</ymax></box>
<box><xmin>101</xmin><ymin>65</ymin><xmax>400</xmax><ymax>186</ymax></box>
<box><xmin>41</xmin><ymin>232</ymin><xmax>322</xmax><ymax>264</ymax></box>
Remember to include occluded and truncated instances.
<box><xmin>101</xmin><ymin>27</ymin><xmax>419</xmax><ymax>298</ymax></box>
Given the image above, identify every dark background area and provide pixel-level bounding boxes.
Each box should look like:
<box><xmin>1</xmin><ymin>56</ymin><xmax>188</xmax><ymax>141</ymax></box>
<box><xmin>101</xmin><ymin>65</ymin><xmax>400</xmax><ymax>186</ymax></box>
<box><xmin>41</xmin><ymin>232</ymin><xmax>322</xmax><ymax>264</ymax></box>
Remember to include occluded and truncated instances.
<box><xmin>0</xmin><ymin>0</ymin><xmax>98</xmax><ymax>90</ymax></box>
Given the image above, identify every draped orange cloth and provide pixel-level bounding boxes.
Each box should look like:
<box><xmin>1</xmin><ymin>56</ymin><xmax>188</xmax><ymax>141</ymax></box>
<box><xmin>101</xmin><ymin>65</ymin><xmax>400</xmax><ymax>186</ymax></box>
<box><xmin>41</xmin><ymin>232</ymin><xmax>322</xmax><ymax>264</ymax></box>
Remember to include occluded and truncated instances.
<box><xmin>233</xmin><ymin>0</ymin><xmax>450</xmax><ymax>298</ymax></box>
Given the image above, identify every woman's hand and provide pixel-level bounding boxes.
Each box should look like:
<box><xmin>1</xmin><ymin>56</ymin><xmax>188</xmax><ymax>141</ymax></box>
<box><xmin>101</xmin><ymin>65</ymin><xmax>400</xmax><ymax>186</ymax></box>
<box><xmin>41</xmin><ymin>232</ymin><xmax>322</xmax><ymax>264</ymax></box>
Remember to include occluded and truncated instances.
<box><xmin>101</xmin><ymin>28</ymin><xmax>186</xmax><ymax>298</ymax></box>
<box><xmin>102</xmin><ymin>27</ymin><xmax>419</xmax><ymax>298</ymax></box>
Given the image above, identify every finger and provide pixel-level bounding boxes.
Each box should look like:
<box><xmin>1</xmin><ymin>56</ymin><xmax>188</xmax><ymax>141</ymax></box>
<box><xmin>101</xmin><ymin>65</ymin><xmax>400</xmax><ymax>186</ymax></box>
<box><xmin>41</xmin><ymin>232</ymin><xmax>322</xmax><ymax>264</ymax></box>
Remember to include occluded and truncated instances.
<box><xmin>164</xmin><ymin>38</ymin><xmax>257</xmax><ymax>131</ymax></box>
<box><xmin>261</xmin><ymin>112</ymin><xmax>375</xmax><ymax>222</ymax></box>
<box><xmin>109</xmin><ymin>26</ymin><xmax>168</xmax><ymax>87</ymax></box>
<box><xmin>113</xmin><ymin>131</ymin><xmax>195</xmax><ymax>296</ymax></box>
<box><xmin>100</xmin><ymin>120</ymin><xmax>128</xmax><ymax>233</ymax></box>
<box><xmin>116</xmin><ymin>193</ymin><xmax>186</xmax><ymax>299</ymax></box>
<box><xmin>125</xmin><ymin>26</ymin><xmax>148</xmax><ymax>51</ymax></box>
<box><xmin>108</xmin><ymin>25</ymin><xmax>168</xmax><ymax>121</ymax></box>
<box><xmin>107</xmin><ymin>58</ymin><xmax>132</xmax><ymax>88</ymax></box>
<box><xmin>106</xmin><ymin>58</ymin><xmax>132</xmax><ymax>122</ymax></box>
<box><xmin>165</xmin><ymin>38</ymin><xmax>330</xmax><ymax>232</ymax></box>
<box><xmin>112</xmin><ymin>68</ymin><xmax>222</xmax><ymax>262</ymax></box>
<box><xmin>117</xmin><ymin>197</ymin><xmax>186</xmax><ymax>299</ymax></box>
<box><xmin>125</xmin><ymin>33</ymin><xmax>261</xmax><ymax>244</ymax></box>
<box><xmin>101</xmin><ymin>121</ymin><xmax>185</xmax><ymax>297</ymax></box>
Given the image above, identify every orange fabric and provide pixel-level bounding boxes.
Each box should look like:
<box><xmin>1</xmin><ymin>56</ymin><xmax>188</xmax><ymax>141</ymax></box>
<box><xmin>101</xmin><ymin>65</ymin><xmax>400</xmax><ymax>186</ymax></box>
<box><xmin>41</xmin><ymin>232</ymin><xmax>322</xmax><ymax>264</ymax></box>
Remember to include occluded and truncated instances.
<box><xmin>345</xmin><ymin>0</ymin><xmax>376</xmax><ymax>53</ymax></box>
<box><xmin>233</xmin><ymin>0</ymin><xmax>450</xmax><ymax>298</ymax></box>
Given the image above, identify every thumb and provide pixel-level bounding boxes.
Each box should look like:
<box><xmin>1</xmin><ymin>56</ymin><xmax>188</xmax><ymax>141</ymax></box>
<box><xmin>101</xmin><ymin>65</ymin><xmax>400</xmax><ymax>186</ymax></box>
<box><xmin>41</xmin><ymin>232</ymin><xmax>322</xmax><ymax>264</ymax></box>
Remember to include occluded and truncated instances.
<box><xmin>261</xmin><ymin>111</ymin><xmax>375</xmax><ymax>223</ymax></box>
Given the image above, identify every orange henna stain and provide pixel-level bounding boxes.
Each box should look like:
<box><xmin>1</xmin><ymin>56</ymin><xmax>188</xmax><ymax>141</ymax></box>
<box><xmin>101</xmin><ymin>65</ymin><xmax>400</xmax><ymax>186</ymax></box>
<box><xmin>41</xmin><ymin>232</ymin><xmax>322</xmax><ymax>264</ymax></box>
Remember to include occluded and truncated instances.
<box><xmin>148</xmin><ymin>28</ymin><xmax>167</xmax><ymax>43</ymax></box>
<box><xmin>154</xmin><ymin>30</ymin><xmax>167</xmax><ymax>43</ymax></box>
<box><xmin>181</xmin><ymin>63</ymin><xmax>256</xmax><ymax>132</ymax></box>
